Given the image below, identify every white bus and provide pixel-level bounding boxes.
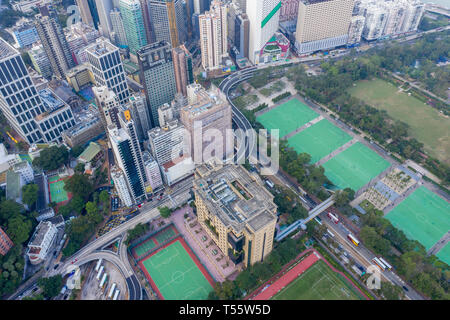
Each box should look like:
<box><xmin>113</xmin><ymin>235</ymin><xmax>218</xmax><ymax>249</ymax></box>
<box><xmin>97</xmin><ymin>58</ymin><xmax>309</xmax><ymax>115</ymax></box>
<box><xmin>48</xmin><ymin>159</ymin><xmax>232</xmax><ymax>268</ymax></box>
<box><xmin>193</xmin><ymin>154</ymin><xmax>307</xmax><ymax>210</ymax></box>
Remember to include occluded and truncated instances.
<box><xmin>99</xmin><ymin>273</ymin><xmax>108</xmax><ymax>288</ymax></box>
<box><xmin>327</xmin><ymin>229</ymin><xmax>335</xmax><ymax>238</ymax></box>
<box><xmin>265</xmin><ymin>180</ymin><xmax>274</xmax><ymax>189</ymax></box>
<box><xmin>95</xmin><ymin>259</ymin><xmax>103</xmax><ymax>272</ymax></box>
<box><xmin>379</xmin><ymin>257</ymin><xmax>392</xmax><ymax>271</ymax></box>
<box><xmin>96</xmin><ymin>266</ymin><xmax>104</xmax><ymax>280</ymax></box>
<box><xmin>327</xmin><ymin>212</ymin><xmax>339</xmax><ymax>224</ymax></box>
<box><xmin>108</xmin><ymin>283</ymin><xmax>117</xmax><ymax>299</ymax></box>
<box><xmin>347</xmin><ymin>233</ymin><xmax>360</xmax><ymax>246</ymax></box>
<box><xmin>113</xmin><ymin>289</ymin><xmax>120</xmax><ymax>300</ymax></box>
<box><xmin>372</xmin><ymin>257</ymin><xmax>387</xmax><ymax>271</ymax></box>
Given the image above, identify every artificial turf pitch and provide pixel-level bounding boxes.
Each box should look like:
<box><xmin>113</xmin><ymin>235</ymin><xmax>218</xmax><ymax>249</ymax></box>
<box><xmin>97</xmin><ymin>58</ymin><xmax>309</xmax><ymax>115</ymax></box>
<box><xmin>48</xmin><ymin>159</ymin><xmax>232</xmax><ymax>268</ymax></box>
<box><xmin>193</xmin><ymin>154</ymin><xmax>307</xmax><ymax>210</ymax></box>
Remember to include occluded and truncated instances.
<box><xmin>272</xmin><ymin>260</ymin><xmax>363</xmax><ymax>300</ymax></box>
<box><xmin>322</xmin><ymin>142</ymin><xmax>391</xmax><ymax>192</ymax></box>
<box><xmin>132</xmin><ymin>226</ymin><xmax>178</xmax><ymax>259</ymax></box>
<box><xmin>256</xmin><ymin>98</ymin><xmax>319</xmax><ymax>138</ymax></box>
<box><xmin>436</xmin><ymin>244</ymin><xmax>450</xmax><ymax>266</ymax></box>
<box><xmin>386</xmin><ymin>186</ymin><xmax>450</xmax><ymax>251</ymax></box>
<box><xmin>49</xmin><ymin>176</ymin><xmax>68</xmax><ymax>204</ymax></box>
<box><xmin>287</xmin><ymin>119</ymin><xmax>352</xmax><ymax>163</ymax></box>
<box><xmin>140</xmin><ymin>240</ymin><xmax>213</xmax><ymax>300</ymax></box>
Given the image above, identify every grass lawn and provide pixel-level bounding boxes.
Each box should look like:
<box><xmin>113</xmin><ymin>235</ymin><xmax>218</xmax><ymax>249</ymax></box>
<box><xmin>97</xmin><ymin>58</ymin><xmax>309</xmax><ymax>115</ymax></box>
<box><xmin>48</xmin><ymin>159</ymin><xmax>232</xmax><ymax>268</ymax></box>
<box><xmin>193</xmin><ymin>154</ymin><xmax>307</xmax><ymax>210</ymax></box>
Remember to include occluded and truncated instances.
<box><xmin>260</xmin><ymin>80</ymin><xmax>286</xmax><ymax>97</ymax></box>
<box><xmin>272</xmin><ymin>260</ymin><xmax>363</xmax><ymax>300</ymax></box>
<box><xmin>232</xmin><ymin>94</ymin><xmax>259</xmax><ymax>109</ymax></box>
<box><xmin>348</xmin><ymin>78</ymin><xmax>450</xmax><ymax>164</ymax></box>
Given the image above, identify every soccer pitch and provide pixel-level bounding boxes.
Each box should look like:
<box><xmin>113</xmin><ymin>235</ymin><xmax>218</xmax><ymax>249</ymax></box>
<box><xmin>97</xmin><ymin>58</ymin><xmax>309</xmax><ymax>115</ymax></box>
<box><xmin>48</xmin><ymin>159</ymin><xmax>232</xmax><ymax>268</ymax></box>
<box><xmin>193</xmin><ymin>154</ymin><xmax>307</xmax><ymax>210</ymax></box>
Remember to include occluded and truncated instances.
<box><xmin>322</xmin><ymin>142</ymin><xmax>391</xmax><ymax>191</ymax></box>
<box><xmin>256</xmin><ymin>98</ymin><xmax>319</xmax><ymax>138</ymax></box>
<box><xmin>436</xmin><ymin>244</ymin><xmax>450</xmax><ymax>266</ymax></box>
<box><xmin>287</xmin><ymin>119</ymin><xmax>353</xmax><ymax>163</ymax></box>
<box><xmin>272</xmin><ymin>260</ymin><xmax>363</xmax><ymax>300</ymax></box>
<box><xmin>386</xmin><ymin>186</ymin><xmax>450</xmax><ymax>251</ymax></box>
<box><xmin>49</xmin><ymin>176</ymin><xmax>68</xmax><ymax>204</ymax></box>
<box><xmin>140</xmin><ymin>240</ymin><xmax>213</xmax><ymax>300</ymax></box>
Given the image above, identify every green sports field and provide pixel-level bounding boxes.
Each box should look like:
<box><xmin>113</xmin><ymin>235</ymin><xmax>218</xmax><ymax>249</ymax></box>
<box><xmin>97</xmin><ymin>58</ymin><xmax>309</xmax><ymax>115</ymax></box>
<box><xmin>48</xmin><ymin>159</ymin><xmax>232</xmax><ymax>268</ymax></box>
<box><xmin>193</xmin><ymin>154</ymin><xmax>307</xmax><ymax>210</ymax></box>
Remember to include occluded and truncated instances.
<box><xmin>287</xmin><ymin>119</ymin><xmax>353</xmax><ymax>163</ymax></box>
<box><xmin>134</xmin><ymin>238</ymin><xmax>157</xmax><ymax>258</ymax></box>
<box><xmin>141</xmin><ymin>240</ymin><xmax>213</xmax><ymax>300</ymax></box>
<box><xmin>272</xmin><ymin>260</ymin><xmax>363</xmax><ymax>300</ymax></box>
<box><xmin>386</xmin><ymin>186</ymin><xmax>450</xmax><ymax>250</ymax></box>
<box><xmin>154</xmin><ymin>226</ymin><xmax>177</xmax><ymax>244</ymax></box>
<box><xmin>436</xmin><ymin>244</ymin><xmax>450</xmax><ymax>266</ymax></box>
<box><xmin>256</xmin><ymin>98</ymin><xmax>319</xmax><ymax>138</ymax></box>
<box><xmin>348</xmin><ymin>78</ymin><xmax>450</xmax><ymax>164</ymax></box>
<box><xmin>49</xmin><ymin>176</ymin><xmax>68</xmax><ymax>203</ymax></box>
<box><xmin>322</xmin><ymin>142</ymin><xmax>391</xmax><ymax>191</ymax></box>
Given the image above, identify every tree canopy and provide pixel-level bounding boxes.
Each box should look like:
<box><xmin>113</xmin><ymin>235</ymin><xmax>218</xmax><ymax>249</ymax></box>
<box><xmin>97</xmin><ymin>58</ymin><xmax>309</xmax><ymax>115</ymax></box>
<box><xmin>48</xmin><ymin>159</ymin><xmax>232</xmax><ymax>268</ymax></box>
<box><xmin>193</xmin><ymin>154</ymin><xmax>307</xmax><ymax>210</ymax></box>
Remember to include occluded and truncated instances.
<box><xmin>33</xmin><ymin>146</ymin><xmax>69</xmax><ymax>171</ymax></box>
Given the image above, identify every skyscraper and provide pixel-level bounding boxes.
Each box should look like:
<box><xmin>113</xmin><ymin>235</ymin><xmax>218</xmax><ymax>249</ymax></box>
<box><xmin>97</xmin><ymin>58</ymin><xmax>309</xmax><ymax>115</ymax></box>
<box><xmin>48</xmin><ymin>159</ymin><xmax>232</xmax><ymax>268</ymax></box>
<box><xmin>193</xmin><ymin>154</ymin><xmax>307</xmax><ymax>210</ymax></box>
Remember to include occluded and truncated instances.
<box><xmin>95</xmin><ymin>0</ymin><xmax>114</xmax><ymax>40</ymax></box>
<box><xmin>119</xmin><ymin>0</ymin><xmax>148</xmax><ymax>55</ymax></box>
<box><xmin>110</xmin><ymin>8</ymin><xmax>129</xmax><ymax>49</ymax></box>
<box><xmin>199</xmin><ymin>0</ymin><xmax>228</xmax><ymax>70</ymax></box>
<box><xmin>86</xmin><ymin>38</ymin><xmax>130</xmax><ymax>105</ymax></box>
<box><xmin>34</xmin><ymin>10</ymin><xmax>75</xmax><ymax>79</ymax></box>
<box><xmin>127</xmin><ymin>93</ymin><xmax>151</xmax><ymax>141</ymax></box>
<box><xmin>246</xmin><ymin>0</ymin><xmax>281</xmax><ymax>64</ymax></box>
<box><xmin>172</xmin><ymin>45</ymin><xmax>194</xmax><ymax>96</ymax></box>
<box><xmin>148</xmin><ymin>0</ymin><xmax>188</xmax><ymax>48</ymax></box>
<box><xmin>92</xmin><ymin>86</ymin><xmax>121</xmax><ymax>130</ymax></box>
<box><xmin>76</xmin><ymin>0</ymin><xmax>94</xmax><ymax>27</ymax></box>
<box><xmin>295</xmin><ymin>0</ymin><xmax>354</xmax><ymax>54</ymax></box>
<box><xmin>137</xmin><ymin>41</ymin><xmax>177</xmax><ymax>128</ymax></box>
<box><xmin>139</xmin><ymin>0</ymin><xmax>155</xmax><ymax>44</ymax></box>
<box><xmin>111</xmin><ymin>166</ymin><xmax>134</xmax><ymax>207</ymax></box>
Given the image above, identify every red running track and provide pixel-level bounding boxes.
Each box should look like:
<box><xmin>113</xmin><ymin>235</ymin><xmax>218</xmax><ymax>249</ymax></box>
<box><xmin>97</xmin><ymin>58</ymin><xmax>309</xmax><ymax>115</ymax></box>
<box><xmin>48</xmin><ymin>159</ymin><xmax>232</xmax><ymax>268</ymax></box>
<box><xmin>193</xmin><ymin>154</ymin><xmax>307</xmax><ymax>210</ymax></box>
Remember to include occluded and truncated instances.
<box><xmin>252</xmin><ymin>253</ymin><xmax>320</xmax><ymax>300</ymax></box>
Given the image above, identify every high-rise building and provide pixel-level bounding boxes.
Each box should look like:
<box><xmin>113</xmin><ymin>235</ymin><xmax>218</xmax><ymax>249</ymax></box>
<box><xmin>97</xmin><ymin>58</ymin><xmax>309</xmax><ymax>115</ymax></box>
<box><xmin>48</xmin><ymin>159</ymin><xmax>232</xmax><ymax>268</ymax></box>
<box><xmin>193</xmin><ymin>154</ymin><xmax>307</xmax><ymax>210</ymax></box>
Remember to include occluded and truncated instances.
<box><xmin>110</xmin><ymin>8</ymin><xmax>129</xmax><ymax>49</ymax></box>
<box><xmin>0</xmin><ymin>227</ymin><xmax>14</xmax><ymax>256</ymax></box>
<box><xmin>347</xmin><ymin>15</ymin><xmax>365</xmax><ymax>45</ymax></box>
<box><xmin>247</xmin><ymin>0</ymin><xmax>282</xmax><ymax>64</ymax></box>
<box><xmin>65</xmin><ymin>22</ymin><xmax>101</xmax><ymax>64</ymax></box>
<box><xmin>139</xmin><ymin>0</ymin><xmax>155</xmax><ymax>44</ymax></box>
<box><xmin>295</xmin><ymin>0</ymin><xmax>354</xmax><ymax>54</ymax></box>
<box><xmin>119</xmin><ymin>0</ymin><xmax>148</xmax><ymax>55</ymax></box>
<box><xmin>86</xmin><ymin>38</ymin><xmax>130</xmax><ymax>105</ymax></box>
<box><xmin>34</xmin><ymin>10</ymin><xmax>76</xmax><ymax>79</ymax></box>
<box><xmin>148</xmin><ymin>119</ymin><xmax>185</xmax><ymax>166</ymax></box>
<box><xmin>137</xmin><ymin>41</ymin><xmax>177</xmax><ymax>128</ymax></box>
<box><xmin>194</xmin><ymin>161</ymin><xmax>278</xmax><ymax>267</ymax></box>
<box><xmin>193</xmin><ymin>0</ymin><xmax>211</xmax><ymax>14</ymax></box>
<box><xmin>180</xmin><ymin>83</ymin><xmax>232</xmax><ymax>163</ymax></box>
<box><xmin>76</xmin><ymin>0</ymin><xmax>95</xmax><ymax>27</ymax></box>
<box><xmin>108</xmin><ymin>124</ymin><xmax>147</xmax><ymax>203</ymax></box>
<box><xmin>127</xmin><ymin>93</ymin><xmax>151</xmax><ymax>141</ymax></box>
<box><xmin>148</xmin><ymin>0</ymin><xmax>188</xmax><ymax>48</ymax></box>
<box><xmin>172</xmin><ymin>45</ymin><xmax>194</xmax><ymax>96</ymax></box>
<box><xmin>29</xmin><ymin>45</ymin><xmax>53</xmax><ymax>79</ymax></box>
<box><xmin>361</xmin><ymin>4</ymin><xmax>388</xmax><ymax>40</ymax></box>
<box><xmin>95</xmin><ymin>0</ymin><xmax>114</xmax><ymax>40</ymax></box>
<box><xmin>0</xmin><ymin>39</ymin><xmax>76</xmax><ymax>144</ymax></box>
<box><xmin>142</xmin><ymin>151</ymin><xmax>163</xmax><ymax>191</ymax></box>
<box><xmin>232</xmin><ymin>10</ymin><xmax>249</xmax><ymax>59</ymax></box>
<box><xmin>93</xmin><ymin>86</ymin><xmax>121</xmax><ymax>130</ymax></box>
<box><xmin>199</xmin><ymin>0</ymin><xmax>228</xmax><ymax>71</ymax></box>
<box><xmin>111</xmin><ymin>166</ymin><xmax>134</xmax><ymax>207</ymax></box>
<box><xmin>280</xmin><ymin>0</ymin><xmax>299</xmax><ymax>22</ymax></box>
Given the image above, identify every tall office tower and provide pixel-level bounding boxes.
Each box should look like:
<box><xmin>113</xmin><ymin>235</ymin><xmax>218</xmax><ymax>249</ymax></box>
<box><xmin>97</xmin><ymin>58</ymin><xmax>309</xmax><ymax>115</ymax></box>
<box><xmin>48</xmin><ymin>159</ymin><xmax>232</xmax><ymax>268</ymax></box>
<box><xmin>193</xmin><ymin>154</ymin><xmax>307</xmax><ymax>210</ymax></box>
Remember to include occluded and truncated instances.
<box><xmin>234</xmin><ymin>12</ymin><xmax>250</xmax><ymax>59</ymax></box>
<box><xmin>347</xmin><ymin>15</ymin><xmax>365</xmax><ymax>45</ymax></box>
<box><xmin>199</xmin><ymin>0</ymin><xmax>228</xmax><ymax>71</ymax></box>
<box><xmin>361</xmin><ymin>4</ymin><xmax>388</xmax><ymax>41</ymax></box>
<box><xmin>108</xmin><ymin>124</ymin><xmax>147</xmax><ymax>203</ymax></box>
<box><xmin>34</xmin><ymin>11</ymin><xmax>76</xmax><ymax>79</ymax></box>
<box><xmin>193</xmin><ymin>0</ymin><xmax>211</xmax><ymax>14</ymax></box>
<box><xmin>127</xmin><ymin>93</ymin><xmax>151</xmax><ymax>141</ymax></box>
<box><xmin>95</xmin><ymin>0</ymin><xmax>114</xmax><ymax>40</ymax></box>
<box><xmin>139</xmin><ymin>0</ymin><xmax>154</xmax><ymax>44</ymax></box>
<box><xmin>110</xmin><ymin>8</ymin><xmax>129</xmax><ymax>49</ymax></box>
<box><xmin>148</xmin><ymin>0</ymin><xmax>188</xmax><ymax>48</ymax></box>
<box><xmin>247</xmin><ymin>0</ymin><xmax>281</xmax><ymax>64</ymax></box>
<box><xmin>180</xmin><ymin>83</ymin><xmax>232</xmax><ymax>163</ymax></box>
<box><xmin>295</xmin><ymin>0</ymin><xmax>354</xmax><ymax>54</ymax></box>
<box><xmin>0</xmin><ymin>39</ymin><xmax>49</xmax><ymax>144</ymax></box>
<box><xmin>148</xmin><ymin>119</ymin><xmax>185</xmax><ymax>166</ymax></box>
<box><xmin>137</xmin><ymin>41</ymin><xmax>177</xmax><ymax>128</ymax></box>
<box><xmin>119</xmin><ymin>0</ymin><xmax>148</xmax><ymax>55</ymax></box>
<box><xmin>86</xmin><ymin>38</ymin><xmax>130</xmax><ymax>105</ymax></box>
<box><xmin>111</xmin><ymin>166</ymin><xmax>134</xmax><ymax>207</ymax></box>
<box><xmin>118</xmin><ymin>109</ymin><xmax>147</xmax><ymax>182</ymax></box>
<box><xmin>193</xmin><ymin>161</ymin><xmax>278</xmax><ymax>267</ymax></box>
<box><xmin>76</xmin><ymin>0</ymin><xmax>94</xmax><ymax>27</ymax></box>
<box><xmin>29</xmin><ymin>45</ymin><xmax>53</xmax><ymax>79</ymax></box>
<box><xmin>280</xmin><ymin>0</ymin><xmax>299</xmax><ymax>22</ymax></box>
<box><xmin>0</xmin><ymin>226</ymin><xmax>14</xmax><ymax>256</ymax></box>
<box><xmin>92</xmin><ymin>86</ymin><xmax>121</xmax><ymax>130</ymax></box>
<box><xmin>172</xmin><ymin>45</ymin><xmax>194</xmax><ymax>96</ymax></box>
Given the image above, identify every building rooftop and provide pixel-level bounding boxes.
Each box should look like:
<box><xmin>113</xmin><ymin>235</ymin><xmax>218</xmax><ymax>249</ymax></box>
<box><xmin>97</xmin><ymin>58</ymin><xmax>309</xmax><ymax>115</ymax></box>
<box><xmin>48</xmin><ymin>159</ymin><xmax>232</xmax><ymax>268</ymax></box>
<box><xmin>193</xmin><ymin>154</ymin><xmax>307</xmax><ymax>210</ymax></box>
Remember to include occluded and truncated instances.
<box><xmin>6</xmin><ymin>170</ymin><xmax>21</xmax><ymax>201</ymax></box>
<box><xmin>37</xmin><ymin>88</ymin><xmax>65</xmax><ymax>114</ymax></box>
<box><xmin>28</xmin><ymin>221</ymin><xmax>53</xmax><ymax>247</ymax></box>
<box><xmin>0</xmin><ymin>37</ymin><xmax>18</xmax><ymax>60</ymax></box>
<box><xmin>78</xmin><ymin>142</ymin><xmax>102</xmax><ymax>163</ymax></box>
<box><xmin>85</xmin><ymin>37</ymin><xmax>118</xmax><ymax>57</ymax></box>
<box><xmin>34</xmin><ymin>173</ymin><xmax>48</xmax><ymax>212</ymax></box>
<box><xmin>194</xmin><ymin>161</ymin><xmax>277</xmax><ymax>234</ymax></box>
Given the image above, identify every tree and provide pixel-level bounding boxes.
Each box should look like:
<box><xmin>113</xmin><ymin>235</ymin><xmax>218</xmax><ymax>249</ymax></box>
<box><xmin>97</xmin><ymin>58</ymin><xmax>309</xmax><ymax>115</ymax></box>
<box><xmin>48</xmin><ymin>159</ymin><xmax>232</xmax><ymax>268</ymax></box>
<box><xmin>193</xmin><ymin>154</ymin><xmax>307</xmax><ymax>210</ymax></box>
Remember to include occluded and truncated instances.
<box><xmin>33</xmin><ymin>146</ymin><xmax>69</xmax><ymax>171</ymax></box>
<box><xmin>74</xmin><ymin>162</ymin><xmax>85</xmax><ymax>174</ymax></box>
<box><xmin>64</xmin><ymin>174</ymin><xmax>93</xmax><ymax>200</ymax></box>
<box><xmin>22</xmin><ymin>184</ymin><xmax>39</xmax><ymax>209</ymax></box>
<box><xmin>158</xmin><ymin>206</ymin><xmax>172</xmax><ymax>218</ymax></box>
<box><xmin>377</xmin><ymin>281</ymin><xmax>403</xmax><ymax>300</ymax></box>
<box><xmin>70</xmin><ymin>145</ymin><xmax>85</xmax><ymax>158</ymax></box>
<box><xmin>0</xmin><ymin>200</ymin><xmax>23</xmax><ymax>224</ymax></box>
<box><xmin>38</xmin><ymin>275</ymin><xmax>63</xmax><ymax>299</ymax></box>
<box><xmin>70</xmin><ymin>196</ymin><xmax>85</xmax><ymax>214</ymax></box>
<box><xmin>85</xmin><ymin>201</ymin><xmax>102</xmax><ymax>224</ymax></box>
<box><xmin>7</xmin><ymin>214</ymin><xmax>32</xmax><ymax>245</ymax></box>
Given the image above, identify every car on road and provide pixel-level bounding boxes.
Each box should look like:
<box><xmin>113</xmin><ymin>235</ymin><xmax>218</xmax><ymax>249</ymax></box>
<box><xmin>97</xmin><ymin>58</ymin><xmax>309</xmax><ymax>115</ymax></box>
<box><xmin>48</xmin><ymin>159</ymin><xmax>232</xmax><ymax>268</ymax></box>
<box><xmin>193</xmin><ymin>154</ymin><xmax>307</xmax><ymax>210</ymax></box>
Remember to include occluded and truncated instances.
<box><xmin>53</xmin><ymin>264</ymin><xmax>59</xmax><ymax>270</ymax></box>
<box><xmin>32</xmin><ymin>287</ymin><xmax>38</xmax><ymax>293</ymax></box>
<box><xmin>71</xmin><ymin>259</ymin><xmax>78</xmax><ymax>264</ymax></box>
<box><xmin>402</xmin><ymin>286</ymin><xmax>409</xmax><ymax>292</ymax></box>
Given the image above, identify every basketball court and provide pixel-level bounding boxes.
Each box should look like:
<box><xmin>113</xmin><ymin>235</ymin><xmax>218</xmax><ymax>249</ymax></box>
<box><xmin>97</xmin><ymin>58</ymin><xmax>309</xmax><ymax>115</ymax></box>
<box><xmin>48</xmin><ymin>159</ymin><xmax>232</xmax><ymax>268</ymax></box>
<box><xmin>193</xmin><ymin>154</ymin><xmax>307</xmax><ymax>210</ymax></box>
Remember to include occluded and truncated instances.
<box><xmin>322</xmin><ymin>142</ymin><xmax>391</xmax><ymax>191</ymax></box>
<box><xmin>49</xmin><ymin>175</ymin><xmax>68</xmax><ymax>204</ymax></box>
<box><xmin>386</xmin><ymin>186</ymin><xmax>450</xmax><ymax>250</ymax></box>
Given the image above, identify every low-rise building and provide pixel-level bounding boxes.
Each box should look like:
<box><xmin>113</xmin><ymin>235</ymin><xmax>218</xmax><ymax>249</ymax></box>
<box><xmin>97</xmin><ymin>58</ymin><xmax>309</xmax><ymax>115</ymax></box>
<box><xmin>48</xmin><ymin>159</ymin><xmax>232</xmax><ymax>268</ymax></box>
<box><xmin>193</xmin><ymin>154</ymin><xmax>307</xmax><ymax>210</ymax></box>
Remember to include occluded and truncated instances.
<box><xmin>62</xmin><ymin>105</ymin><xmax>104</xmax><ymax>148</ymax></box>
<box><xmin>27</xmin><ymin>220</ymin><xmax>58</xmax><ymax>265</ymax></box>
<box><xmin>77</xmin><ymin>142</ymin><xmax>103</xmax><ymax>164</ymax></box>
<box><xmin>161</xmin><ymin>155</ymin><xmax>195</xmax><ymax>186</ymax></box>
<box><xmin>66</xmin><ymin>64</ymin><xmax>95</xmax><ymax>92</ymax></box>
<box><xmin>6</xmin><ymin>170</ymin><xmax>24</xmax><ymax>203</ymax></box>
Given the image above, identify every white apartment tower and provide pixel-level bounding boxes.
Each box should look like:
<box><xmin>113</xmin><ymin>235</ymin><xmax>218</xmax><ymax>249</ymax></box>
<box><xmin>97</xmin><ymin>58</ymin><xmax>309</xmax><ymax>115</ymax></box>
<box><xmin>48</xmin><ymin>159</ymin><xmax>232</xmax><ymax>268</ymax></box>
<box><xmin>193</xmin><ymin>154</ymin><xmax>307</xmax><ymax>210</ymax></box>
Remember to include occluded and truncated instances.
<box><xmin>111</xmin><ymin>166</ymin><xmax>134</xmax><ymax>207</ymax></box>
<box><xmin>347</xmin><ymin>15</ymin><xmax>365</xmax><ymax>45</ymax></box>
<box><xmin>246</xmin><ymin>0</ymin><xmax>282</xmax><ymax>64</ymax></box>
<box><xmin>199</xmin><ymin>1</ymin><xmax>228</xmax><ymax>70</ymax></box>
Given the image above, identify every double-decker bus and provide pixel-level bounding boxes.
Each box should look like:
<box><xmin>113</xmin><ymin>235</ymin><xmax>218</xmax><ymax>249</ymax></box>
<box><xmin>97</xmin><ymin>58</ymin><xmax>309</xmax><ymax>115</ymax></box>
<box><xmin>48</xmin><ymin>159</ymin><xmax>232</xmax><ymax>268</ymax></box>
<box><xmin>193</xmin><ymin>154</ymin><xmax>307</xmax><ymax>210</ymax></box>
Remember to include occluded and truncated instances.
<box><xmin>372</xmin><ymin>257</ymin><xmax>387</xmax><ymax>271</ymax></box>
<box><xmin>327</xmin><ymin>212</ymin><xmax>339</xmax><ymax>224</ymax></box>
<box><xmin>379</xmin><ymin>257</ymin><xmax>392</xmax><ymax>271</ymax></box>
<box><xmin>347</xmin><ymin>233</ymin><xmax>360</xmax><ymax>246</ymax></box>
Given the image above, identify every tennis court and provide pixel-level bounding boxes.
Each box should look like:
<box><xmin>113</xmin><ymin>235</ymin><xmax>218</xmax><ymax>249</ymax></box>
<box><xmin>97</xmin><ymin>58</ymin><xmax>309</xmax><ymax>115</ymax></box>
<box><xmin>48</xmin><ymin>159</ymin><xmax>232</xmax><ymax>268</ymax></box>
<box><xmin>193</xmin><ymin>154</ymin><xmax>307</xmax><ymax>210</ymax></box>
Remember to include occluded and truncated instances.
<box><xmin>49</xmin><ymin>176</ymin><xmax>68</xmax><ymax>204</ymax></box>
<box><xmin>322</xmin><ymin>142</ymin><xmax>391</xmax><ymax>191</ymax></box>
<box><xmin>287</xmin><ymin>119</ymin><xmax>353</xmax><ymax>163</ymax></box>
<box><xmin>133</xmin><ymin>238</ymin><xmax>157</xmax><ymax>259</ymax></box>
<box><xmin>272</xmin><ymin>260</ymin><xmax>363</xmax><ymax>300</ymax></box>
<box><xmin>386</xmin><ymin>186</ymin><xmax>450</xmax><ymax>250</ymax></box>
<box><xmin>256</xmin><ymin>98</ymin><xmax>319</xmax><ymax>138</ymax></box>
<box><xmin>140</xmin><ymin>239</ymin><xmax>214</xmax><ymax>300</ymax></box>
<box><xmin>154</xmin><ymin>226</ymin><xmax>177</xmax><ymax>245</ymax></box>
<box><xmin>436</xmin><ymin>244</ymin><xmax>450</xmax><ymax>266</ymax></box>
